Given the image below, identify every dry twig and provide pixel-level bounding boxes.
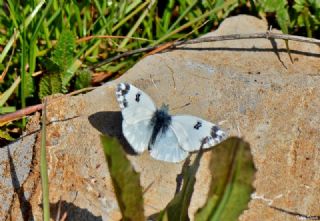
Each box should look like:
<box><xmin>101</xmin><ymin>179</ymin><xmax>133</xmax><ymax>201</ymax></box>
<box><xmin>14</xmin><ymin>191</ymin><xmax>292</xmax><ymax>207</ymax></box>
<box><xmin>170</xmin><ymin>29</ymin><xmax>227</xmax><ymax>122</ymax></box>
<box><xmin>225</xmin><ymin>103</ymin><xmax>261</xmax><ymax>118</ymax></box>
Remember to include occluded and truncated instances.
<box><xmin>0</xmin><ymin>87</ymin><xmax>96</xmax><ymax>124</ymax></box>
<box><xmin>2</xmin><ymin>31</ymin><xmax>319</xmax><ymax>125</ymax></box>
<box><xmin>91</xmin><ymin>31</ymin><xmax>320</xmax><ymax>70</ymax></box>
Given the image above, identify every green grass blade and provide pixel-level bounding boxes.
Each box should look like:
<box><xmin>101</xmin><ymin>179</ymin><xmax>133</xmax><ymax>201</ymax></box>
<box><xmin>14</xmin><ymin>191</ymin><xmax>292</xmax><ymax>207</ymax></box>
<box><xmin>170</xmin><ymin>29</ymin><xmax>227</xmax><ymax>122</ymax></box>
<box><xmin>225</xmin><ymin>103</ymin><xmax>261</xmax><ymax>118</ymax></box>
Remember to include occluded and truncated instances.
<box><xmin>195</xmin><ymin>137</ymin><xmax>255</xmax><ymax>221</ymax></box>
<box><xmin>29</xmin><ymin>0</ymin><xmax>54</xmax><ymax>75</ymax></box>
<box><xmin>40</xmin><ymin>100</ymin><xmax>50</xmax><ymax>221</ymax></box>
<box><xmin>0</xmin><ymin>76</ymin><xmax>20</xmax><ymax>106</ymax></box>
<box><xmin>162</xmin><ymin>0</ymin><xmax>175</xmax><ymax>32</ymax></box>
<box><xmin>112</xmin><ymin>1</ymin><xmax>149</xmax><ymax>33</ymax></box>
<box><xmin>20</xmin><ymin>19</ymin><xmax>27</xmax><ymax>126</ymax></box>
<box><xmin>167</xmin><ymin>1</ymin><xmax>198</xmax><ymax>33</ymax></box>
<box><xmin>119</xmin><ymin>0</ymin><xmax>155</xmax><ymax>48</ymax></box>
<box><xmin>0</xmin><ymin>106</ymin><xmax>16</xmax><ymax>114</ymax></box>
<box><xmin>0</xmin><ymin>129</ymin><xmax>14</xmax><ymax>141</ymax></box>
<box><xmin>100</xmin><ymin>135</ymin><xmax>145</xmax><ymax>221</ymax></box>
<box><xmin>0</xmin><ymin>0</ymin><xmax>45</xmax><ymax>64</ymax></box>
<box><xmin>153</xmin><ymin>0</ymin><xmax>237</xmax><ymax>45</ymax></box>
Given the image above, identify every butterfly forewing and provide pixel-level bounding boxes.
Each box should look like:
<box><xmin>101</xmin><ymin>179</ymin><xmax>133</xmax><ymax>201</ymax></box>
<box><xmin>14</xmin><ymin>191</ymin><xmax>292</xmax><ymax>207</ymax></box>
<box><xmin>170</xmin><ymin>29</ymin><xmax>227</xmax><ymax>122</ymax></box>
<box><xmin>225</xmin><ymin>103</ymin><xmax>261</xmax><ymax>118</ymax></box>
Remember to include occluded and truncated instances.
<box><xmin>116</xmin><ymin>83</ymin><xmax>156</xmax><ymax>124</ymax></box>
<box><xmin>171</xmin><ymin>115</ymin><xmax>226</xmax><ymax>152</ymax></box>
<box><xmin>150</xmin><ymin>127</ymin><xmax>189</xmax><ymax>162</ymax></box>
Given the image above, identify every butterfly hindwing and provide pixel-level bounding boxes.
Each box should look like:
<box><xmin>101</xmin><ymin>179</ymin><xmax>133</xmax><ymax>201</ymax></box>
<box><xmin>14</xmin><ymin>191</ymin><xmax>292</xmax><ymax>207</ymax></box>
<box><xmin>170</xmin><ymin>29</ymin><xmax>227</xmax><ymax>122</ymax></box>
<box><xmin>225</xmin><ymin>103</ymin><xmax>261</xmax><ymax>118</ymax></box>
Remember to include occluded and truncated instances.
<box><xmin>116</xmin><ymin>83</ymin><xmax>156</xmax><ymax>124</ymax></box>
<box><xmin>171</xmin><ymin>115</ymin><xmax>226</xmax><ymax>152</ymax></box>
<box><xmin>122</xmin><ymin>119</ymin><xmax>152</xmax><ymax>153</ymax></box>
<box><xmin>150</xmin><ymin>126</ymin><xmax>189</xmax><ymax>163</ymax></box>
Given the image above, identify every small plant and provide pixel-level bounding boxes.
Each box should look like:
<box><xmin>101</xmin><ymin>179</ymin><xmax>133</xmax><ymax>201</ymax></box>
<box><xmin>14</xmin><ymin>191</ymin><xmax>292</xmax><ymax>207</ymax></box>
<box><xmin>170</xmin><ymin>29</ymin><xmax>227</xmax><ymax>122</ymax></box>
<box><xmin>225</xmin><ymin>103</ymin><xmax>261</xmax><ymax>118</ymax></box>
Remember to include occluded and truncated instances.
<box><xmin>1</xmin><ymin>1</ymin><xmax>319</xmax><ymax>141</ymax></box>
<box><xmin>100</xmin><ymin>135</ymin><xmax>256</xmax><ymax>221</ymax></box>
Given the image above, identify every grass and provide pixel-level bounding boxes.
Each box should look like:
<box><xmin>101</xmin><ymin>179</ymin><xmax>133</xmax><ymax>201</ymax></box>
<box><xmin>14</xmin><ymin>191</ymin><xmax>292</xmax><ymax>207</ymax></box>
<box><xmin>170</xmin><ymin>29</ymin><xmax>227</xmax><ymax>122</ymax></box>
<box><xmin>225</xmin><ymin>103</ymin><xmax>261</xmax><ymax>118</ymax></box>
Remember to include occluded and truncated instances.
<box><xmin>40</xmin><ymin>99</ymin><xmax>50</xmax><ymax>221</ymax></box>
<box><xmin>0</xmin><ymin>1</ymin><xmax>318</xmax><ymax>219</ymax></box>
<box><xmin>0</xmin><ymin>0</ymin><xmax>319</xmax><ymax>142</ymax></box>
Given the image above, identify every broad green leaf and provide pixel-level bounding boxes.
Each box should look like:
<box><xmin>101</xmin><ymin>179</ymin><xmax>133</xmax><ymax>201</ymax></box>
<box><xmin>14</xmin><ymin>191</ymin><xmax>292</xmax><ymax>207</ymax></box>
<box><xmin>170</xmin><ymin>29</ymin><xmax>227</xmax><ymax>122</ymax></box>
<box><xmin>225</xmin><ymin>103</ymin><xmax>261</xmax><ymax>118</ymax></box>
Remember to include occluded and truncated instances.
<box><xmin>195</xmin><ymin>137</ymin><xmax>255</xmax><ymax>221</ymax></box>
<box><xmin>100</xmin><ymin>135</ymin><xmax>144</xmax><ymax>221</ymax></box>
<box><xmin>75</xmin><ymin>69</ymin><xmax>92</xmax><ymax>90</ymax></box>
<box><xmin>262</xmin><ymin>0</ymin><xmax>287</xmax><ymax>12</ymax></box>
<box><xmin>51</xmin><ymin>29</ymin><xmax>76</xmax><ymax>92</ymax></box>
<box><xmin>293</xmin><ymin>0</ymin><xmax>305</xmax><ymax>12</ymax></box>
<box><xmin>38</xmin><ymin>73</ymin><xmax>62</xmax><ymax>99</ymax></box>
<box><xmin>158</xmin><ymin>149</ymin><xmax>203</xmax><ymax>221</ymax></box>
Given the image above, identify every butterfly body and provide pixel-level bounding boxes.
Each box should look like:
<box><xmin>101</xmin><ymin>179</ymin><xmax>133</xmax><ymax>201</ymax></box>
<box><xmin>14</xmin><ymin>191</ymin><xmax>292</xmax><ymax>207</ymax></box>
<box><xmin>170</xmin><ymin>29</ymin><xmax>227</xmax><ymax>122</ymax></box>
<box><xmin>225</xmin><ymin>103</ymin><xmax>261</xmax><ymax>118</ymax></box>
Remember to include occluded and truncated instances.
<box><xmin>116</xmin><ymin>83</ymin><xmax>226</xmax><ymax>163</ymax></box>
<box><xmin>149</xmin><ymin>105</ymin><xmax>172</xmax><ymax>147</ymax></box>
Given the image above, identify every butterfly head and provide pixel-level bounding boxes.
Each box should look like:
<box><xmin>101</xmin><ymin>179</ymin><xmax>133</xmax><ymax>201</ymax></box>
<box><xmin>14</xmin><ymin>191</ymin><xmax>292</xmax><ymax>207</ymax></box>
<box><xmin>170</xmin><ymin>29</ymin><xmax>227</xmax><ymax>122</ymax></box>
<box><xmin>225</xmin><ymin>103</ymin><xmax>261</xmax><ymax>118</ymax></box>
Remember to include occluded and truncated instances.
<box><xmin>159</xmin><ymin>104</ymin><xmax>170</xmax><ymax>113</ymax></box>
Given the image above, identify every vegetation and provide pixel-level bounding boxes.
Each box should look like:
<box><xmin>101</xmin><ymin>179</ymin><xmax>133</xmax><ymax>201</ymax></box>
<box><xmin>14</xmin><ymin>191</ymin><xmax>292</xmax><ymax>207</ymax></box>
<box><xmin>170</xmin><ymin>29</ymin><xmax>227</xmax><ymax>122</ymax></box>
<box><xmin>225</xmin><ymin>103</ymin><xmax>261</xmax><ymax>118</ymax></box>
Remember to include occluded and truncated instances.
<box><xmin>101</xmin><ymin>136</ymin><xmax>255</xmax><ymax>221</ymax></box>
<box><xmin>1</xmin><ymin>1</ymin><xmax>318</xmax><ymax>219</ymax></box>
<box><xmin>0</xmin><ymin>0</ymin><xmax>319</xmax><ymax>142</ymax></box>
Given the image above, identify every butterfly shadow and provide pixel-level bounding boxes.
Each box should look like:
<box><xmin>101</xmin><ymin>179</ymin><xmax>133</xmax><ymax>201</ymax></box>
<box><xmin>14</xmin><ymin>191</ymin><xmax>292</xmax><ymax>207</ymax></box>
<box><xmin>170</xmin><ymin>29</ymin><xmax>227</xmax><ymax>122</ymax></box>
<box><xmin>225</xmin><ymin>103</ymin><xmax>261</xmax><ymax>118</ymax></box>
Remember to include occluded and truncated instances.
<box><xmin>88</xmin><ymin>111</ymin><xmax>137</xmax><ymax>155</ymax></box>
<box><xmin>49</xmin><ymin>200</ymin><xmax>102</xmax><ymax>221</ymax></box>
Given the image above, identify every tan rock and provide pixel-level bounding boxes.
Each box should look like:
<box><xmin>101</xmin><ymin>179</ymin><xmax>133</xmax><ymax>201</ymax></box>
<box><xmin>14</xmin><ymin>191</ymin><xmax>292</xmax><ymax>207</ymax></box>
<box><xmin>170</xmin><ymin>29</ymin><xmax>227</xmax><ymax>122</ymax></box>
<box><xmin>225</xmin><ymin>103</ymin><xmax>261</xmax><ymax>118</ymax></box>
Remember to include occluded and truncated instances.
<box><xmin>2</xmin><ymin>14</ymin><xmax>320</xmax><ymax>220</ymax></box>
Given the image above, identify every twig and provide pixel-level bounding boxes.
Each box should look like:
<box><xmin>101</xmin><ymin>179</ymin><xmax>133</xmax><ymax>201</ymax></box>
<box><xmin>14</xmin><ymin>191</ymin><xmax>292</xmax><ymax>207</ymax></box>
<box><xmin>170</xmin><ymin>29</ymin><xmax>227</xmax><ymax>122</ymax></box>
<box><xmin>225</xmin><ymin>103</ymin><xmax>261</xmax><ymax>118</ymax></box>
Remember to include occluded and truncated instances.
<box><xmin>270</xmin><ymin>206</ymin><xmax>320</xmax><ymax>220</ymax></box>
<box><xmin>174</xmin><ymin>32</ymin><xmax>320</xmax><ymax>46</ymax></box>
<box><xmin>2</xmin><ymin>32</ymin><xmax>319</xmax><ymax>124</ymax></box>
<box><xmin>0</xmin><ymin>104</ymin><xmax>43</xmax><ymax>124</ymax></box>
<box><xmin>76</xmin><ymin>35</ymin><xmax>151</xmax><ymax>43</ymax></box>
<box><xmin>91</xmin><ymin>31</ymin><xmax>320</xmax><ymax>70</ymax></box>
<box><xmin>0</xmin><ymin>87</ymin><xmax>97</xmax><ymax>125</ymax></box>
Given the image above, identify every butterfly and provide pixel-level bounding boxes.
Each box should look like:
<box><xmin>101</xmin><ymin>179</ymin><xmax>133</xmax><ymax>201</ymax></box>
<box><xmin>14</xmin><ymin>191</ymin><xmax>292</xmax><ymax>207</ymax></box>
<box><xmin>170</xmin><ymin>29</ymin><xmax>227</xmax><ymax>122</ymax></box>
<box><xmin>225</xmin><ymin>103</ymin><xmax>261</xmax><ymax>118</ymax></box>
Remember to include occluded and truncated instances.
<box><xmin>116</xmin><ymin>83</ymin><xmax>226</xmax><ymax>163</ymax></box>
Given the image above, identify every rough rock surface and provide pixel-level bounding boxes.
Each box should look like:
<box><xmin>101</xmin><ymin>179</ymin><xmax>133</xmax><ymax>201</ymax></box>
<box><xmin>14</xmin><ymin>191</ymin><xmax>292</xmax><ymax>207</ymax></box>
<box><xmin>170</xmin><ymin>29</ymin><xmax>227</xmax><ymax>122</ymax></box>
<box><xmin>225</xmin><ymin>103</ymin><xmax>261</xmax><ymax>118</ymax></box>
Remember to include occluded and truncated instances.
<box><xmin>1</xmin><ymin>14</ymin><xmax>320</xmax><ymax>220</ymax></box>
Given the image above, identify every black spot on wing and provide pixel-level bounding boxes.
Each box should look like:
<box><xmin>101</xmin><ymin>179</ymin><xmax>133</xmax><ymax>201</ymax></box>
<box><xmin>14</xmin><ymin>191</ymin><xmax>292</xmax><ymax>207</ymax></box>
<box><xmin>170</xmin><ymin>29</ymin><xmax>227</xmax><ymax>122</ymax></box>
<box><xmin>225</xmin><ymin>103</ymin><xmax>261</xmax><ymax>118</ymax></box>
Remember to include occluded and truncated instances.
<box><xmin>211</xmin><ymin>125</ymin><xmax>220</xmax><ymax>138</ymax></box>
<box><xmin>117</xmin><ymin>83</ymin><xmax>130</xmax><ymax>95</ymax></box>
<box><xmin>116</xmin><ymin>83</ymin><xmax>131</xmax><ymax>109</ymax></box>
<box><xmin>194</xmin><ymin>121</ymin><xmax>202</xmax><ymax>130</ymax></box>
<box><xmin>123</xmin><ymin>100</ymin><xmax>128</xmax><ymax>108</ymax></box>
<box><xmin>135</xmin><ymin>92</ymin><xmax>141</xmax><ymax>102</ymax></box>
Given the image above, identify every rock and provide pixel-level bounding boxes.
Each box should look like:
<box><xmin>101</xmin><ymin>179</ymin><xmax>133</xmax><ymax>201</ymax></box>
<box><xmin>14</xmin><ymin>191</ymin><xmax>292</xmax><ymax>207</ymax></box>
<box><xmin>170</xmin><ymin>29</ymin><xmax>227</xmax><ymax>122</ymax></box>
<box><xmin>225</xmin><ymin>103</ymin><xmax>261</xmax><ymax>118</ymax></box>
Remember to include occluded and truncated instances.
<box><xmin>2</xmin><ymin>14</ymin><xmax>320</xmax><ymax>220</ymax></box>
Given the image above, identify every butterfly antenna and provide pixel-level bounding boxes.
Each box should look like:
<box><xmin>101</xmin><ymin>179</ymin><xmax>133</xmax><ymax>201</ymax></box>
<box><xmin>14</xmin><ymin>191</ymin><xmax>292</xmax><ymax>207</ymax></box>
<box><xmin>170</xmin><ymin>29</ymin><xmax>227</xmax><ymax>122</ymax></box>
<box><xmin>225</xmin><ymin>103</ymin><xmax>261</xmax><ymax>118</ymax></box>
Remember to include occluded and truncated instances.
<box><xmin>236</xmin><ymin>122</ymin><xmax>242</xmax><ymax>137</ymax></box>
<box><xmin>170</xmin><ymin>102</ymin><xmax>191</xmax><ymax>111</ymax></box>
<box><xmin>149</xmin><ymin>74</ymin><xmax>167</xmax><ymax>103</ymax></box>
<box><xmin>150</xmin><ymin>74</ymin><xmax>158</xmax><ymax>90</ymax></box>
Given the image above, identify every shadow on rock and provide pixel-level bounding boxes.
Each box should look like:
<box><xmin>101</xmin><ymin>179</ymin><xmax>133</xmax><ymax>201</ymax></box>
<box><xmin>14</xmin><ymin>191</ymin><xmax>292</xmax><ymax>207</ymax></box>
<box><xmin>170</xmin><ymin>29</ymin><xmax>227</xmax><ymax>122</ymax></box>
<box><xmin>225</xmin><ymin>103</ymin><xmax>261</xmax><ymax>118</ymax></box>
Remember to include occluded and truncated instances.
<box><xmin>50</xmin><ymin>200</ymin><xmax>102</xmax><ymax>221</ymax></box>
<box><xmin>88</xmin><ymin>111</ymin><xmax>136</xmax><ymax>155</ymax></box>
<box><xmin>7</xmin><ymin>147</ymin><xmax>33</xmax><ymax>221</ymax></box>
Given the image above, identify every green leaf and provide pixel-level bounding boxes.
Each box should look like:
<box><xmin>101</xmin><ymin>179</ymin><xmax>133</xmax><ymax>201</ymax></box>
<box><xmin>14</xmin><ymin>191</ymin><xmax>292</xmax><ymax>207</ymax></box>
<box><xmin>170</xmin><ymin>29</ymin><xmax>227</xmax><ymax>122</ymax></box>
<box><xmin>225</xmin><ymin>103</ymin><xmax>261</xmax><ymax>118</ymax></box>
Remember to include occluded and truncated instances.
<box><xmin>0</xmin><ymin>129</ymin><xmax>14</xmax><ymax>141</ymax></box>
<box><xmin>100</xmin><ymin>135</ymin><xmax>145</xmax><ymax>221</ymax></box>
<box><xmin>195</xmin><ymin>137</ymin><xmax>256</xmax><ymax>221</ymax></box>
<box><xmin>0</xmin><ymin>106</ymin><xmax>16</xmax><ymax>114</ymax></box>
<box><xmin>0</xmin><ymin>76</ymin><xmax>20</xmax><ymax>106</ymax></box>
<box><xmin>276</xmin><ymin>7</ymin><xmax>290</xmax><ymax>34</ymax></box>
<box><xmin>24</xmin><ymin>72</ymin><xmax>34</xmax><ymax>98</ymax></box>
<box><xmin>158</xmin><ymin>149</ymin><xmax>203</xmax><ymax>221</ymax></box>
<box><xmin>293</xmin><ymin>0</ymin><xmax>305</xmax><ymax>12</ymax></box>
<box><xmin>75</xmin><ymin>69</ymin><xmax>92</xmax><ymax>90</ymax></box>
<box><xmin>262</xmin><ymin>0</ymin><xmax>287</xmax><ymax>12</ymax></box>
<box><xmin>43</xmin><ymin>57</ymin><xmax>63</xmax><ymax>73</ymax></box>
<box><xmin>38</xmin><ymin>73</ymin><xmax>62</xmax><ymax>99</ymax></box>
<box><xmin>51</xmin><ymin>29</ymin><xmax>76</xmax><ymax>92</ymax></box>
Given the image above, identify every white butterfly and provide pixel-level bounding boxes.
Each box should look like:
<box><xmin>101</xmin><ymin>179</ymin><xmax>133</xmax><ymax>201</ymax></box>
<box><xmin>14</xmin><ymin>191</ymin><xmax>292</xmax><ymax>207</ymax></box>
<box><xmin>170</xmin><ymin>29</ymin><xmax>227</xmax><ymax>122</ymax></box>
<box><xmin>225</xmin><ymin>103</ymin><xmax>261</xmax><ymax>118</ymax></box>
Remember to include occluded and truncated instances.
<box><xmin>116</xmin><ymin>83</ymin><xmax>226</xmax><ymax>163</ymax></box>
